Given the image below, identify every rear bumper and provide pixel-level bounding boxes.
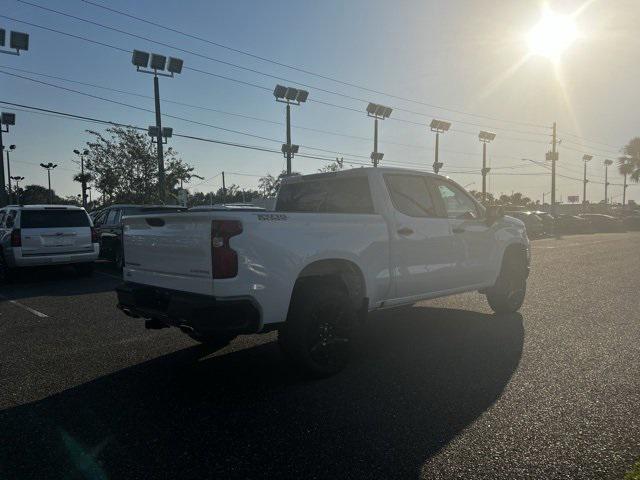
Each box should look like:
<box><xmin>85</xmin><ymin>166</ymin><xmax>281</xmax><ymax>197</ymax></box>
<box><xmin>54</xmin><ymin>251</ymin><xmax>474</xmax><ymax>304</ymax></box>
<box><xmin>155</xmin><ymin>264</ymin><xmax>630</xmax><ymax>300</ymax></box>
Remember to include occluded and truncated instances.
<box><xmin>116</xmin><ymin>282</ymin><xmax>262</xmax><ymax>334</ymax></box>
<box><xmin>11</xmin><ymin>247</ymin><xmax>99</xmax><ymax>267</ymax></box>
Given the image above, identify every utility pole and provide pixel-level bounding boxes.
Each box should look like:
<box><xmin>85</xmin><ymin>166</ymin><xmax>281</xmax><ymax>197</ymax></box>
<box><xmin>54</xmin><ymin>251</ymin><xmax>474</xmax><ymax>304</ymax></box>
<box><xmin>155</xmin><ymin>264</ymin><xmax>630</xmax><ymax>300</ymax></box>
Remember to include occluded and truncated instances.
<box><xmin>152</xmin><ymin>74</ymin><xmax>165</xmax><ymax>201</ymax></box>
<box><xmin>222</xmin><ymin>171</ymin><xmax>226</xmax><ymax>203</ymax></box>
<box><xmin>544</xmin><ymin>123</ymin><xmax>558</xmax><ymax>214</ymax></box>
<box><xmin>622</xmin><ymin>172</ymin><xmax>628</xmax><ymax>207</ymax></box>
<box><xmin>604</xmin><ymin>159</ymin><xmax>613</xmax><ymax>205</ymax></box>
<box><xmin>582</xmin><ymin>154</ymin><xmax>592</xmax><ymax>211</ymax></box>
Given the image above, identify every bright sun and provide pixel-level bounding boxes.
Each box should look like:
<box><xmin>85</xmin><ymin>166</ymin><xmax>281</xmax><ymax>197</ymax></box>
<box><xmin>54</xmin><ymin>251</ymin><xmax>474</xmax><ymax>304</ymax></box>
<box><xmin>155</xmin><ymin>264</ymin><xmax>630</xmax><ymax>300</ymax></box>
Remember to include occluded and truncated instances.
<box><xmin>527</xmin><ymin>9</ymin><xmax>578</xmax><ymax>61</ymax></box>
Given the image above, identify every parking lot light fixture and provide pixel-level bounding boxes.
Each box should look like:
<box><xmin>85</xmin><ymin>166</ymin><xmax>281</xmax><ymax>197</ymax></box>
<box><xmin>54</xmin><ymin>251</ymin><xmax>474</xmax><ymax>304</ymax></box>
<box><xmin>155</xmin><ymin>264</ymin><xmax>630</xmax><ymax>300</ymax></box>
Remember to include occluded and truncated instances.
<box><xmin>132</xmin><ymin>49</ymin><xmax>183</xmax><ymax>202</ymax></box>
<box><xmin>3</xmin><ymin>144</ymin><xmax>16</xmax><ymax>203</ymax></box>
<box><xmin>430</xmin><ymin>119</ymin><xmax>451</xmax><ymax>174</ymax></box>
<box><xmin>73</xmin><ymin>148</ymin><xmax>91</xmax><ymax>208</ymax></box>
<box><xmin>273</xmin><ymin>84</ymin><xmax>309</xmax><ymax>175</ymax></box>
<box><xmin>0</xmin><ymin>29</ymin><xmax>29</xmax><ymax>56</ymax></box>
<box><xmin>366</xmin><ymin>103</ymin><xmax>392</xmax><ymax>167</ymax></box>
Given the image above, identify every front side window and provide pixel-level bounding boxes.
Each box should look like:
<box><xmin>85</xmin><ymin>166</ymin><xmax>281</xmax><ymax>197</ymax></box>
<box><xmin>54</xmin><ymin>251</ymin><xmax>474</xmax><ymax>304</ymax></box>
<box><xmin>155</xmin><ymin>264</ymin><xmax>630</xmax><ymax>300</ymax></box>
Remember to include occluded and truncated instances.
<box><xmin>384</xmin><ymin>174</ymin><xmax>436</xmax><ymax>217</ymax></box>
<box><xmin>434</xmin><ymin>182</ymin><xmax>479</xmax><ymax>219</ymax></box>
<box><xmin>105</xmin><ymin>209</ymin><xmax>121</xmax><ymax>225</ymax></box>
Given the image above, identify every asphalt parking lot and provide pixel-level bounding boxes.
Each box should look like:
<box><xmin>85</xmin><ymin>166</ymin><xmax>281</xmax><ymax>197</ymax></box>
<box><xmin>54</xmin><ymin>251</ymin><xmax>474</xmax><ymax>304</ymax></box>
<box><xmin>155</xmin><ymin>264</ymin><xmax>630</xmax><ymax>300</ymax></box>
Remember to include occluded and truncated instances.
<box><xmin>1</xmin><ymin>232</ymin><xmax>639</xmax><ymax>479</ymax></box>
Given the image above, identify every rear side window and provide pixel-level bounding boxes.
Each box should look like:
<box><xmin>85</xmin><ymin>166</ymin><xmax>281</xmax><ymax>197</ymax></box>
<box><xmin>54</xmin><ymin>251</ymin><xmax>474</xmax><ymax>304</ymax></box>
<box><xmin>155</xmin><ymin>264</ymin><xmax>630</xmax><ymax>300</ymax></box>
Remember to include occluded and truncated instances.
<box><xmin>384</xmin><ymin>174</ymin><xmax>437</xmax><ymax>217</ymax></box>
<box><xmin>276</xmin><ymin>177</ymin><xmax>374</xmax><ymax>214</ymax></box>
<box><xmin>20</xmin><ymin>210</ymin><xmax>90</xmax><ymax>228</ymax></box>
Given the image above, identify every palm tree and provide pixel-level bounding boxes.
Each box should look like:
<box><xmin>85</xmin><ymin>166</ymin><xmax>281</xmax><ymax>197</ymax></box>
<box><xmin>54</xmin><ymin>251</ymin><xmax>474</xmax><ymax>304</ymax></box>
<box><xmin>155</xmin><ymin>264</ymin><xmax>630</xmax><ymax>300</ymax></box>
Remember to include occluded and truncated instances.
<box><xmin>619</xmin><ymin>137</ymin><xmax>640</xmax><ymax>183</ymax></box>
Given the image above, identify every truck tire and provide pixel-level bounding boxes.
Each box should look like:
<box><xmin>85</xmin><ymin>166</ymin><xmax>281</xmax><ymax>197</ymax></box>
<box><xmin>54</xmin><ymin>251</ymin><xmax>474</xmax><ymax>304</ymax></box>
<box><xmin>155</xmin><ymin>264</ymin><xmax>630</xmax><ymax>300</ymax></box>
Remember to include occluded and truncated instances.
<box><xmin>486</xmin><ymin>252</ymin><xmax>527</xmax><ymax>314</ymax></box>
<box><xmin>278</xmin><ymin>283</ymin><xmax>356</xmax><ymax>377</ymax></box>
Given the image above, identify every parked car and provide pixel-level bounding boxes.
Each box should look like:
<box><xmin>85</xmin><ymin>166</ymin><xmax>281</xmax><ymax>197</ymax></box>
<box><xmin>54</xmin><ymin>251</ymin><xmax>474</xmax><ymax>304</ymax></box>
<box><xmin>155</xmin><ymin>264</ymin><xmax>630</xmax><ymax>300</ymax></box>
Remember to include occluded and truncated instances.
<box><xmin>555</xmin><ymin>214</ymin><xmax>591</xmax><ymax>234</ymax></box>
<box><xmin>0</xmin><ymin>204</ymin><xmax>99</xmax><ymax>281</ymax></box>
<box><xmin>578</xmin><ymin>214</ymin><xmax>625</xmax><ymax>233</ymax></box>
<box><xmin>116</xmin><ymin>168</ymin><xmax>531</xmax><ymax>376</ymax></box>
<box><xmin>93</xmin><ymin>204</ymin><xmax>187</xmax><ymax>269</ymax></box>
<box><xmin>531</xmin><ymin>211</ymin><xmax>556</xmax><ymax>235</ymax></box>
<box><xmin>505</xmin><ymin>211</ymin><xmax>545</xmax><ymax>238</ymax></box>
<box><xmin>621</xmin><ymin>213</ymin><xmax>640</xmax><ymax>231</ymax></box>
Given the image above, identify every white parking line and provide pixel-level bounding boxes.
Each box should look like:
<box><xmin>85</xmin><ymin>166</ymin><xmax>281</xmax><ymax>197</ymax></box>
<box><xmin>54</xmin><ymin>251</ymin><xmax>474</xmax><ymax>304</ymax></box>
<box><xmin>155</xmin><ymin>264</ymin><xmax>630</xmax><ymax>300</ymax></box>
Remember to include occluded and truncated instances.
<box><xmin>0</xmin><ymin>294</ymin><xmax>49</xmax><ymax>318</ymax></box>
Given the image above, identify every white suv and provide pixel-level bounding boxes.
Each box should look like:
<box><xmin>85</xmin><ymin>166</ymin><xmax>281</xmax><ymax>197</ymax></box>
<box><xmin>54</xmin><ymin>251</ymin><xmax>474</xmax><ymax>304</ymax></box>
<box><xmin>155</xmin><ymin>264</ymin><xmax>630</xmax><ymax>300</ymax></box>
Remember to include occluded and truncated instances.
<box><xmin>0</xmin><ymin>205</ymin><xmax>100</xmax><ymax>281</ymax></box>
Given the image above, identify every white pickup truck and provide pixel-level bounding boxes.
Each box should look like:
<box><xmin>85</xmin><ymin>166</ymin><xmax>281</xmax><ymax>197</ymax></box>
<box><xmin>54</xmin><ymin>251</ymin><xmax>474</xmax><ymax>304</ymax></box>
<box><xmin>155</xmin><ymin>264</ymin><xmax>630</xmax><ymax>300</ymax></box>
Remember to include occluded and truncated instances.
<box><xmin>116</xmin><ymin>167</ymin><xmax>530</xmax><ymax>376</ymax></box>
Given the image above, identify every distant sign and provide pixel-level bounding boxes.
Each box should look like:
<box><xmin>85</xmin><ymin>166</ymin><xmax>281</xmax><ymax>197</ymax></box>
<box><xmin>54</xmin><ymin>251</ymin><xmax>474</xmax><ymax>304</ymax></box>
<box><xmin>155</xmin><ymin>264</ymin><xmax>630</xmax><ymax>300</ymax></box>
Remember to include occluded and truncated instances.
<box><xmin>568</xmin><ymin>195</ymin><xmax>579</xmax><ymax>203</ymax></box>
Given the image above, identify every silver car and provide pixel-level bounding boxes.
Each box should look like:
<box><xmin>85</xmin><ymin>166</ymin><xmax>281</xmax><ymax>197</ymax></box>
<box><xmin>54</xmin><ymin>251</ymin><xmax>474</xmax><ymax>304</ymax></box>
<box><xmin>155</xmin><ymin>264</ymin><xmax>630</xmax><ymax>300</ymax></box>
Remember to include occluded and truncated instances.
<box><xmin>0</xmin><ymin>205</ymin><xmax>100</xmax><ymax>281</ymax></box>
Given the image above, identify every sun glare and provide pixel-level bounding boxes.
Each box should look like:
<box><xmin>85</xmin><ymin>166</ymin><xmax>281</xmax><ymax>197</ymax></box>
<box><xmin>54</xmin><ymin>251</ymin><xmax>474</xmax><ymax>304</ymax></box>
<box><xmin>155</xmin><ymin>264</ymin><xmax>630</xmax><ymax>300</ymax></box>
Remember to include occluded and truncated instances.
<box><xmin>527</xmin><ymin>9</ymin><xmax>578</xmax><ymax>61</ymax></box>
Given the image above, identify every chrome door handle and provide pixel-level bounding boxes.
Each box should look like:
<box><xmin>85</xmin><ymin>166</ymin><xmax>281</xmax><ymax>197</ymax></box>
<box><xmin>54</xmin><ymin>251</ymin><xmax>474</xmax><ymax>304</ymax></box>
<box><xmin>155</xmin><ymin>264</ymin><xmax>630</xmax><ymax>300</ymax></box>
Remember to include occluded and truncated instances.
<box><xmin>397</xmin><ymin>227</ymin><xmax>414</xmax><ymax>236</ymax></box>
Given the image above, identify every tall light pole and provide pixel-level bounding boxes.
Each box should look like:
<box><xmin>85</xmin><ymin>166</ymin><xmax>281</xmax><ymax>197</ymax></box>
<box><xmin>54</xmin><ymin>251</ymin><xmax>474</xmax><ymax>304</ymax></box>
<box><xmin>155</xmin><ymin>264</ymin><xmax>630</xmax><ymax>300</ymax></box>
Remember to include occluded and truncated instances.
<box><xmin>478</xmin><ymin>131</ymin><xmax>496</xmax><ymax>202</ymax></box>
<box><xmin>273</xmin><ymin>85</ymin><xmax>308</xmax><ymax>175</ymax></box>
<box><xmin>366</xmin><ymin>103</ymin><xmax>392</xmax><ymax>167</ymax></box>
<box><xmin>582</xmin><ymin>154</ymin><xmax>592</xmax><ymax>209</ymax></box>
<box><xmin>132</xmin><ymin>50</ymin><xmax>183</xmax><ymax>202</ymax></box>
<box><xmin>3</xmin><ymin>144</ymin><xmax>16</xmax><ymax>203</ymax></box>
<box><xmin>0</xmin><ymin>112</ymin><xmax>16</xmax><ymax>206</ymax></box>
<box><xmin>10</xmin><ymin>175</ymin><xmax>23</xmax><ymax>204</ymax></box>
<box><xmin>604</xmin><ymin>159</ymin><xmax>613</xmax><ymax>204</ymax></box>
<box><xmin>40</xmin><ymin>162</ymin><xmax>57</xmax><ymax>204</ymax></box>
<box><xmin>430</xmin><ymin>119</ymin><xmax>451</xmax><ymax>174</ymax></box>
<box><xmin>545</xmin><ymin>122</ymin><xmax>559</xmax><ymax>215</ymax></box>
<box><xmin>73</xmin><ymin>148</ymin><xmax>90</xmax><ymax>208</ymax></box>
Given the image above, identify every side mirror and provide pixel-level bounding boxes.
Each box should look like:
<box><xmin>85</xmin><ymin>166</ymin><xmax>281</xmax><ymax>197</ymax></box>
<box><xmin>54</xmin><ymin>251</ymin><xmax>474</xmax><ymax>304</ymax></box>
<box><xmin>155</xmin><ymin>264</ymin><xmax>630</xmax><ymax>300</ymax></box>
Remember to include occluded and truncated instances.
<box><xmin>486</xmin><ymin>205</ymin><xmax>504</xmax><ymax>225</ymax></box>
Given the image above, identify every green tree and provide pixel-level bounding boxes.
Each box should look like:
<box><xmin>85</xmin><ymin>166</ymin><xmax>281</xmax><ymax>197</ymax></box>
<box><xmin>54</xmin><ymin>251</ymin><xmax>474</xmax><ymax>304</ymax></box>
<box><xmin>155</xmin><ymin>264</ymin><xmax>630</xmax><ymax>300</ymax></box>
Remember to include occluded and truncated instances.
<box><xmin>618</xmin><ymin>138</ymin><xmax>639</xmax><ymax>182</ymax></box>
<box><xmin>83</xmin><ymin>127</ymin><xmax>196</xmax><ymax>204</ymax></box>
<box><xmin>257</xmin><ymin>170</ymin><xmax>300</xmax><ymax>197</ymax></box>
<box><xmin>317</xmin><ymin>157</ymin><xmax>344</xmax><ymax>173</ymax></box>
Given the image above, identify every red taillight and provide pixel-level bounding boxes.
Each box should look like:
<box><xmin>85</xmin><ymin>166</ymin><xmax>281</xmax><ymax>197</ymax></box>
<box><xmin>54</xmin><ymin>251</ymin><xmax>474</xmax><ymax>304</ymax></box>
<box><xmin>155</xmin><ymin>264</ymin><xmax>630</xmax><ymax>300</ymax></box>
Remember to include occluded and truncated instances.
<box><xmin>10</xmin><ymin>229</ymin><xmax>21</xmax><ymax>247</ymax></box>
<box><xmin>91</xmin><ymin>226</ymin><xmax>99</xmax><ymax>243</ymax></box>
<box><xmin>211</xmin><ymin>220</ymin><xmax>242</xmax><ymax>279</ymax></box>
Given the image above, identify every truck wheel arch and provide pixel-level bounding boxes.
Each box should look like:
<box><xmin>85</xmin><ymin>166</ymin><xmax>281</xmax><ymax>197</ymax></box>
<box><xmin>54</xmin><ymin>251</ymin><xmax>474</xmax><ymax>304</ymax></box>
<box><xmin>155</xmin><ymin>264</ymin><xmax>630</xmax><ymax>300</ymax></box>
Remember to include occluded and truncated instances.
<box><xmin>292</xmin><ymin>259</ymin><xmax>368</xmax><ymax>315</ymax></box>
<box><xmin>500</xmin><ymin>243</ymin><xmax>529</xmax><ymax>276</ymax></box>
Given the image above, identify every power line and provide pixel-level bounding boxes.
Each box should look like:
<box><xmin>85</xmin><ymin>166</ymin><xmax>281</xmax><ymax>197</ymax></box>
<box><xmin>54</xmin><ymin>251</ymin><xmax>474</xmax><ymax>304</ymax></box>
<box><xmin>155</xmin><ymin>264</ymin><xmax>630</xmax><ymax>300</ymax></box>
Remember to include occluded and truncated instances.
<box><xmin>2</xmin><ymin>67</ymin><xmax>550</xmax><ymax>169</ymax></box>
<box><xmin>11</xmin><ymin>3</ymin><xmax>553</xmax><ymax>138</ymax></box>
<box><xmin>48</xmin><ymin>0</ymin><xmax>550</xmax><ymax>130</ymax></box>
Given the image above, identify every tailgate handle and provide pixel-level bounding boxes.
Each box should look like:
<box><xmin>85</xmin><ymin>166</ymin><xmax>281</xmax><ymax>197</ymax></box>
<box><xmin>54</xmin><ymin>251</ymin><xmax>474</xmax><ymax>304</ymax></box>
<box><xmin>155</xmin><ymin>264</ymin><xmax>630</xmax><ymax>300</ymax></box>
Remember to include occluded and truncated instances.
<box><xmin>146</xmin><ymin>218</ymin><xmax>165</xmax><ymax>227</ymax></box>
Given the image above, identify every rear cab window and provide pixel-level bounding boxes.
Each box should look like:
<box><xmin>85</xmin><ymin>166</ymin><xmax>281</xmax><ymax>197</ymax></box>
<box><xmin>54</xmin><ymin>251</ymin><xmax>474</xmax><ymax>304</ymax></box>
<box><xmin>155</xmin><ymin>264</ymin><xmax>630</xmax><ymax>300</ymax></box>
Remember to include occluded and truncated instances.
<box><xmin>276</xmin><ymin>176</ymin><xmax>375</xmax><ymax>214</ymax></box>
<box><xmin>20</xmin><ymin>209</ymin><xmax>90</xmax><ymax>229</ymax></box>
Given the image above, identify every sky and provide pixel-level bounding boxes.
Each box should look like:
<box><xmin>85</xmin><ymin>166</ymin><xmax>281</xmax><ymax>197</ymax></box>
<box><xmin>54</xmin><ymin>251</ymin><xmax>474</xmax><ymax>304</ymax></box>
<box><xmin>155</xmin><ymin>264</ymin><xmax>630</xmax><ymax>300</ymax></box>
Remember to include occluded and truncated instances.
<box><xmin>1</xmin><ymin>0</ymin><xmax>639</xmax><ymax>204</ymax></box>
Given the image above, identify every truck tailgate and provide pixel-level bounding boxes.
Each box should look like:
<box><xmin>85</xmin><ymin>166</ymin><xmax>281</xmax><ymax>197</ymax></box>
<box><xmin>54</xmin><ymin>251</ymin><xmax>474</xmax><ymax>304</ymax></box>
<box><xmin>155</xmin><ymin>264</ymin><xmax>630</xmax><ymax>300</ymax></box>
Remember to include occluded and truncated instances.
<box><xmin>123</xmin><ymin>213</ymin><xmax>213</xmax><ymax>294</ymax></box>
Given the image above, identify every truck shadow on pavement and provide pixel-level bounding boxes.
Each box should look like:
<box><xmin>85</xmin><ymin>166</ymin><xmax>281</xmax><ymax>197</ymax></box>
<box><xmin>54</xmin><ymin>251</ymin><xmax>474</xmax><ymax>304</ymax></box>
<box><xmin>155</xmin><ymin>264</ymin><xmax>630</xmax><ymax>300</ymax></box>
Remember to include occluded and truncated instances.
<box><xmin>0</xmin><ymin>265</ymin><xmax>118</xmax><ymax>301</ymax></box>
<box><xmin>0</xmin><ymin>306</ymin><xmax>524</xmax><ymax>480</ymax></box>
